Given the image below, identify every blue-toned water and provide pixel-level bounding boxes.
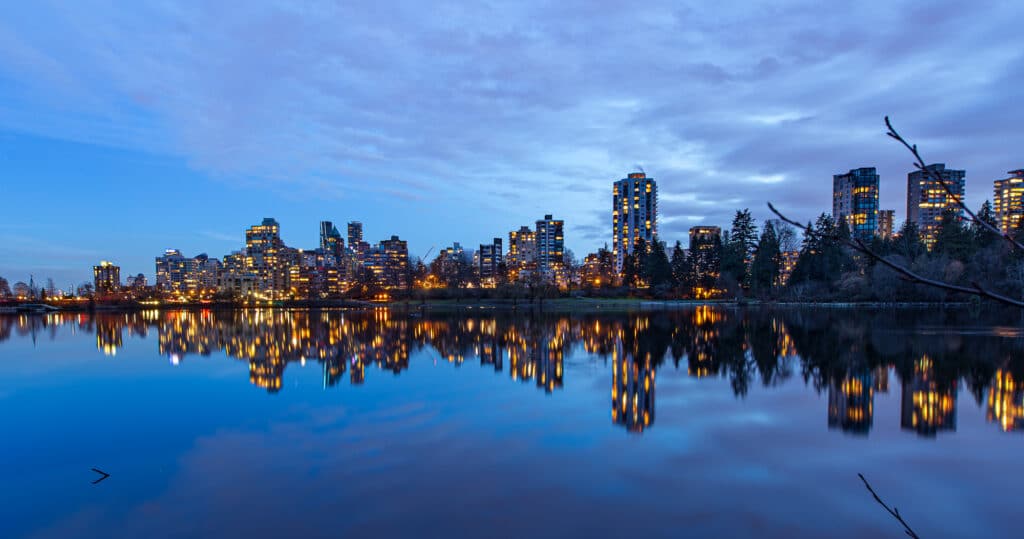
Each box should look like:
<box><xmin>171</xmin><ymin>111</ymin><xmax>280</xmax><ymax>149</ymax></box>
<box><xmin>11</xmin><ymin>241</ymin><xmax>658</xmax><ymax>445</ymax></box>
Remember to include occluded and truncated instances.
<box><xmin>1</xmin><ymin>307</ymin><xmax>1022</xmax><ymax>538</ymax></box>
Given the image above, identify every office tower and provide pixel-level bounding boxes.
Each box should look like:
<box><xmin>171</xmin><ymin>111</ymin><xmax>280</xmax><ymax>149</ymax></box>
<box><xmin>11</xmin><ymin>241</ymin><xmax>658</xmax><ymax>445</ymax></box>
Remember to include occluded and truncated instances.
<box><xmin>536</xmin><ymin>214</ymin><xmax>564</xmax><ymax>281</ymax></box>
<box><xmin>613</xmin><ymin>172</ymin><xmax>658</xmax><ymax>272</ymax></box>
<box><xmin>877</xmin><ymin>209</ymin><xmax>895</xmax><ymax>239</ymax></box>
<box><xmin>93</xmin><ymin>261</ymin><xmax>121</xmax><ymax>294</ymax></box>
<box><xmin>478</xmin><ymin>238</ymin><xmax>503</xmax><ymax>284</ymax></box>
<box><xmin>320</xmin><ymin>221</ymin><xmax>345</xmax><ymax>258</ymax></box>
<box><xmin>994</xmin><ymin>169</ymin><xmax>1024</xmax><ymax>235</ymax></box>
<box><xmin>907</xmin><ymin>163</ymin><xmax>966</xmax><ymax>249</ymax></box>
<box><xmin>832</xmin><ymin>167</ymin><xmax>880</xmax><ymax>241</ymax></box>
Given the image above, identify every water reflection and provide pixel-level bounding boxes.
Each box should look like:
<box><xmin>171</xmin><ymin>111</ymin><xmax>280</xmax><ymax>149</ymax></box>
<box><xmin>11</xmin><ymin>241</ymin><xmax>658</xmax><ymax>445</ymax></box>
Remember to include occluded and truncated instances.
<box><xmin>3</xmin><ymin>306</ymin><xmax>1024</xmax><ymax>437</ymax></box>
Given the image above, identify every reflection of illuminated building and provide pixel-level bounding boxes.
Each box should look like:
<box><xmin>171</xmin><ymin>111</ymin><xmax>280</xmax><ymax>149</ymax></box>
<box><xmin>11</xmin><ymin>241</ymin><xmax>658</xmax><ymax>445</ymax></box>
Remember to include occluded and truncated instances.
<box><xmin>900</xmin><ymin>356</ymin><xmax>957</xmax><ymax>437</ymax></box>
<box><xmin>96</xmin><ymin>320</ymin><xmax>122</xmax><ymax>356</ymax></box>
<box><xmin>612</xmin><ymin>343</ymin><xmax>655</xmax><ymax>433</ymax></box>
<box><xmin>987</xmin><ymin>369</ymin><xmax>1024</xmax><ymax>432</ymax></box>
<box><xmin>828</xmin><ymin>372</ymin><xmax>874</xmax><ymax>435</ymax></box>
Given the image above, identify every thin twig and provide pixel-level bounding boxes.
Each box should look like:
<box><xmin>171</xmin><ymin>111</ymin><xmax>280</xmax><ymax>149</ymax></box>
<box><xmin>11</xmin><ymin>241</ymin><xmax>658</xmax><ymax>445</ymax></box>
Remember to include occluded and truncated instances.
<box><xmin>885</xmin><ymin>116</ymin><xmax>1024</xmax><ymax>252</ymax></box>
<box><xmin>767</xmin><ymin>202</ymin><xmax>1024</xmax><ymax>307</ymax></box>
<box><xmin>858</xmin><ymin>473</ymin><xmax>921</xmax><ymax>539</ymax></box>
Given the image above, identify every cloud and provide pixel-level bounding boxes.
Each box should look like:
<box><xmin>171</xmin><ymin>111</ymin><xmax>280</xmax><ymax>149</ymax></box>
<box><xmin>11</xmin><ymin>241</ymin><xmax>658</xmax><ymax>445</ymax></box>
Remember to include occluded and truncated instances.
<box><xmin>0</xmin><ymin>0</ymin><xmax>1021</xmax><ymax>258</ymax></box>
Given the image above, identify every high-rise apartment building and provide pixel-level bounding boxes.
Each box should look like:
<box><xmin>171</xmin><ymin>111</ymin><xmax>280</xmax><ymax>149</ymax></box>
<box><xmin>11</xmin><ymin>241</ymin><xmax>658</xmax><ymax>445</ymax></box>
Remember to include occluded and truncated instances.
<box><xmin>832</xmin><ymin>167</ymin><xmax>880</xmax><ymax>241</ymax></box>
<box><xmin>507</xmin><ymin>226</ymin><xmax>536</xmax><ymax>280</ymax></box>
<box><xmin>994</xmin><ymin>169</ymin><xmax>1024</xmax><ymax>235</ymax></box>
<box><xmin>93</xmin><ymin>261</ymin><xmax>121</xmax><ymax>294</ymax></box>
<box><xmin>478</xmin><ymin>238</ymin><xmax>503</xmax><ymax>283</ymax></box>
<box><xmin>907</xmin><ymin>163</ymin><xmax>966</xmax><ymax>249</ymax></box>
<box><xmin>536</xmin><ymin>214</ymin><xmax>564</xmax><ymax>281</ymax></box>
<box><xmin>245</xmin><ymin>218</ymin><xmax>291</xmax><ymax>296</ymax></box>
<box><xmin>379</xmin><ymin>235</ymin><xmax>410</xmax><ymax>289</ymax></box>
<box><xmin>877</xmin><ymin>209</ymin><xmax>895</xmax><ymax>239</ymax></box>
<box><xmin>612</xmin><ymin>172</ymin><xmax>658</xmax><ymax>272</ymax></box>
<box><xmin>156</xmin><ymin>249</ymin><xmax>221</xmax><ymax>295</ymax></box>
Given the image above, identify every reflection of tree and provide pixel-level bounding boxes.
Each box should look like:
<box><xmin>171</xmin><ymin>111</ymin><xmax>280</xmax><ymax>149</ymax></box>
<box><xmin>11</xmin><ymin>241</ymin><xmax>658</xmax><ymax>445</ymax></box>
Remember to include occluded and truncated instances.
<box><xmin>5</xmin><ymin>306</ymin><xmax>1024</xmax><ymax>436</ymax></box>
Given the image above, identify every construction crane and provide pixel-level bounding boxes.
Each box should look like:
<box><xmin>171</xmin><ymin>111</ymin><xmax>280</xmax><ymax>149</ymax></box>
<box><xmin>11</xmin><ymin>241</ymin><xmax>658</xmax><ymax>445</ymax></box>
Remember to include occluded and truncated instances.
<box><xmin>420</xmin><ymin>246</ymin><xmax>435</xmax><ymax>263</ymax></box>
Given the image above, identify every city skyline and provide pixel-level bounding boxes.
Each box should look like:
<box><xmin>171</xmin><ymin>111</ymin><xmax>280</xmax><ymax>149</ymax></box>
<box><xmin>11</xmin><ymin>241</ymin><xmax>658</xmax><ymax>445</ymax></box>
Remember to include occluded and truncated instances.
<box><xmin>3</xmin><ymin>2</ymin><xmax>1024</xmax><ymax>285</ymax></box>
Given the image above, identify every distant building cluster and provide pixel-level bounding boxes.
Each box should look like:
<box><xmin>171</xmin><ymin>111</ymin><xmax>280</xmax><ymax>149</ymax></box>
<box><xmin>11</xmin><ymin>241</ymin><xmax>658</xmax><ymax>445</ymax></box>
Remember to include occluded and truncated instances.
<box><xmin>8</xmin><ymin>159</ymin><xmax>1018</xmax><ymax>303</ymax></box>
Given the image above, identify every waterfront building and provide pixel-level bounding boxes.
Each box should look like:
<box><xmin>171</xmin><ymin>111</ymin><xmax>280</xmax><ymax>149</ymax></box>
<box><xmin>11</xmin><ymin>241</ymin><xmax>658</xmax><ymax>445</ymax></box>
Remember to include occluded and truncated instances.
<box><xmin>832</xmin><ymin>167</ymin><xmax>880</xmax><ymax>241</ymax></box>
<box><xmin>347</xmin><ymin>221</ymin><xmax>370</xmax><ymax>260</ymax></box>
<box><xmin>877</xmin><ymin>209</ymin><xmax>895</xmax><ymax>239</ymax></box>
<box><xmin>156</xmin><ymin>250</ymin><xmax>221</xmax><ymax>295</ymax></box>
<box><xmin>536</xmin><ymin>214</ymin><xmax>565</xmax><ymax>284</ymax></box>
<box><xmin>125</xmin><ymin>273</ymin><xmax>147</xmax><ymax>291</ymax></box>
<box><xmin>477</xmin><ymin>237</ymin><xmax>503</xmax><ymax>285</ymax></box>
<box><xmin>612</xmin><ymin>171</ymin><xmax>658</xmax><ymax>272</ymax></box>
<box><xmin>93</xmin><ymin>261</ymin><xmax>121</xmax><ymax>294</ymax></box>
<box><xmin>907</xmin><ymin>163</ymin><xmax>966</xmax><ymax>249</ymax></box>
<box><xmin>244</xmin><ymin>218</ymin><xmax>293</xmax><ymax>297</ymax></box>
<box><xmin>994</xmin><ymin>169</ymin><xmax>1024</xmax><ymax>235</ymax></box>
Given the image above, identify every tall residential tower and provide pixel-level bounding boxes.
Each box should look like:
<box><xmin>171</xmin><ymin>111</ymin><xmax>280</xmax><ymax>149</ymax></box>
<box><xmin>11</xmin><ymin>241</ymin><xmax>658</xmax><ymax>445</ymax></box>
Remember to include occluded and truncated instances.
<box><xmin>832</xmin><ymin>167</ymin><xmax>880</xmax><ymax>241</ymax></box>
<box><xmin>907</xmin><ymin>163</ymin><xmax>966</xmax><ymax>250</ymax></box>
<box><xmin>612</xmin><ymin>172</ymin><xmax>658</xmax><ymax>272</ymax></box>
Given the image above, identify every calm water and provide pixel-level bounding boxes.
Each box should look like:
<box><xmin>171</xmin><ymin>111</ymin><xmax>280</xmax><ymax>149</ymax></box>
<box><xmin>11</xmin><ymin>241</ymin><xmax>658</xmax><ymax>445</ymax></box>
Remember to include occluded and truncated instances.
<box><xmin>2</xmin><ymin>306</ymin><xmax>1023</xmax><ymax>538</ymax></box>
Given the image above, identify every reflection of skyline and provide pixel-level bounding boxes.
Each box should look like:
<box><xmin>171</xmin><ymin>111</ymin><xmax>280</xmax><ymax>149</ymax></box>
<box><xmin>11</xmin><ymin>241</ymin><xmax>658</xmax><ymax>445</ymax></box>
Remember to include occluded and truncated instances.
<box><xmin>900</xmin><ymin>356</ymin><xmax>958</xmax><ymax>437</ymax></box>
<box><xmin>2</xmin><ymin>308</ymin><xmax>1023</xmax><ymax>437</ymax></box>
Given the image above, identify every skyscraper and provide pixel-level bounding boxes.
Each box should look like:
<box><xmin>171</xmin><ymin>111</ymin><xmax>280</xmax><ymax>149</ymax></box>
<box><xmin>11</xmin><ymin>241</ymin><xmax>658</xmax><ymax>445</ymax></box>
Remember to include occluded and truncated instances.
<box><xmin>613</xmin><ymin>172</ymin><xmax>658</xmax><ymax>272</ymax></box>
<box><xmin>994</xmin><ymin>169</ymin><xmax>1024</xmax><ymax>235</ymax></box>
<box><xmin>320</xmin><ymin>220</ymin><xmax>344</xmax><ymax>258</ymax></box>
<box><xmin>877</xmin><ymin>209</ymin><xmax>895</xmax><ymax>239</ymax></box>
<box><xmin>347</xmin><ymin>222</ymin><xmax>363</xmax><ymax>249</ymax></box>
<box><xmin>379</xmin><ymin>235</ymin><xmax>410</xmax><ymax>289</ymax></box>
<box><xmin>245</xmin><ymin>217</ymin><xmax>292</xmax><ymax>296</ymax></box>
<box><xmin>536</xmin><ymin>214</ymin><xmax>564</xmax><ymax>282</ymax></box>
<box><xmin>907</xmin><ymin>163</ymin><xmax>966</xmax><ymax>250</ymax></box>
<box><xmin>832</xmin><ymin>167</ymin><xmax>880</xmax><ymax>241</ymax></box>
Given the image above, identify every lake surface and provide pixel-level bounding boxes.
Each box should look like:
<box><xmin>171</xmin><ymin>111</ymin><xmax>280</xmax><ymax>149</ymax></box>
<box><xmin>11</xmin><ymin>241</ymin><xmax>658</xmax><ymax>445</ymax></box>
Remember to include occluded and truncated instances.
<box><xmin>2</xmin><ymin>306</ymin><xmax>1023</xmax><ymax>538</ymax></box>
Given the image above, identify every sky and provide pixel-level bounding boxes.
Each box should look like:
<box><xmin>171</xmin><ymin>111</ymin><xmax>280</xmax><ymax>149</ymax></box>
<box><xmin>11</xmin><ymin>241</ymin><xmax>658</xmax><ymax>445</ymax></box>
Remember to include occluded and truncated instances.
<box><xmin>1</xmin><ymin>0</ymin><xmax>1023</xmax><ymax>287</ymax></box>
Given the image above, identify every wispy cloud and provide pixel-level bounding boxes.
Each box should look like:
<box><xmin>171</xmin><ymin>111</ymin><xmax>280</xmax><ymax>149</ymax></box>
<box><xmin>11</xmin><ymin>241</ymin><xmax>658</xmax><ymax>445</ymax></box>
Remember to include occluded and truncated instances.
<box><xmin>0</xmin><ymin>0</ymin><xmax>1021</xmax><ymax>257</ymax></box>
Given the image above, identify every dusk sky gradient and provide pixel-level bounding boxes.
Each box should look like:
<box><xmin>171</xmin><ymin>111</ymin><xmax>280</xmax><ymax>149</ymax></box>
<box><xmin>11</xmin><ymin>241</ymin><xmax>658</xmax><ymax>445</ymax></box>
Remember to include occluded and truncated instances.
<box><xmin>2</xmin><ymin>0</ymin><xmax>1023</xmax><ymax>286</ymax></box>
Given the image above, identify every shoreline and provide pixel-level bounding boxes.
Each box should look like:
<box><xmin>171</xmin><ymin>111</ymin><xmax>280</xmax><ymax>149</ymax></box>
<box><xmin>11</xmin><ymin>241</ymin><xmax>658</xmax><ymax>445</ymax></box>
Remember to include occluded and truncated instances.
<box><xmin>0</xmin><ymin>297</ymin><xmax>976</xmax><ymax>314</ymax></box>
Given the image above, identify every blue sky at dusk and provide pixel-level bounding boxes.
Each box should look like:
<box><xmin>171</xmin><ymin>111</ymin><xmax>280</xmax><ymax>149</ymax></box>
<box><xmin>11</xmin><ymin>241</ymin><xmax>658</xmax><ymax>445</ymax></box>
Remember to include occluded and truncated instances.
<box><xmin>2</xmin><ymin>0</ymin><xmax>1023</xmax><ymax>286</ymax></box>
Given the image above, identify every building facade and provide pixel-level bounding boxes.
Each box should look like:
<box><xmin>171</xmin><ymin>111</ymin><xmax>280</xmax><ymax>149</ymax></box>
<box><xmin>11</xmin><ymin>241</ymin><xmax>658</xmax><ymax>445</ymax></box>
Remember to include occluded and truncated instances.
<box><xmin>994</xmin><ymin>169</ymin><xmax>1024</xmax><ymax>235</ymax></box>
<box><xmin>612</xmin><ymin>172</ymin><xmax>658</xmax><ymax>272</ymax></box>
<box><xmin>536</xmin><ymin>214</ymin><xmax>565</xmax><ymax>283</ymax></box>
<box><xmin>688</xmin><ymin>226</ymin><xmax>721</xmax><ymax>287</ymax></box>
<box><xmin>93</xmin><ymin>261</ymin><xmax>121</xmax><ymax>294</ymax></box>
<box><xmin>877</xmin><ymin>209</ymin><xmax>895</xmax><ymax>239</ymax></box>
<box><xmin>507</xmin><ymin>226</ymin><xmax>536</xmax><ymax>281</ymax></box>
<box><xmin>907</xmin><ymin>163</ymin><xmax>966</xmax><ymax>250</ymax></box>
<box><xmin>478</xmin><ymin>237</ymin><xmax>503</xmax><ymax>284</ymax></box>
<box><xmin>832</xmin><ymin>167</ymin><xmax>880</xmax><ymax>241</ymax></box>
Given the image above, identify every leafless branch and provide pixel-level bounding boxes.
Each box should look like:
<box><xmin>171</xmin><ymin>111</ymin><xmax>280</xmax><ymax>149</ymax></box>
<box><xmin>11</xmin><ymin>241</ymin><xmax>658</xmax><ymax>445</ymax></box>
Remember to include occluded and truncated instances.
<box><xmin>885</xmin><ymin>116</ymin><xmax>1024</xmax><ymax>252</ymax></box>
<box><xmin>767</xmin><ymin>202</ymin><xmax>1024</xmax><ymax>307</ymax></box>
<box><xmin>858</xmin><ymin>473</ymin><xmax>921</xmax><ymax>539</ymax></box>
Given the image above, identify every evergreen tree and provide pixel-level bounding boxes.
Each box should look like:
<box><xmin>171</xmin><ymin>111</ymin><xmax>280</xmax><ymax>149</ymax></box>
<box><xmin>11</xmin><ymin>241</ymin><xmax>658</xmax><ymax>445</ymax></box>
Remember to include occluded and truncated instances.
<box><xmin>722</xmin><ymin>209</ymin><xmax>758</xmax><ymax>289</ymax></box>
<box><xmin>633</xmin><ymin>237</ymin><xmax>650</xmax><ymax>286</ymax></box>
<box><xmin>645</xmin><ymin>238</ymin><xmax>674</xmax><ymax>289</ymax></box>
<box><xmin>670</xmin><ymin>241</ymin><xmax>688</xmax><ymax>289</ymax></box>
<box><xmin>751</xmin><ymin>221</ymin><xmax>781</xmax><ymax>295</ymax></box>
<box><xmin>621</xmin><ymin>253</ymin><xmax>638</xmax><ymax>289</ymax></box>
<box><xmin>933</xmin><ymin>208</ymin><xmax>972</xmax><ymax>261</ymax></box>
<box><xmin>973</xmin><ymin>200</ymin><xmax>998</xmax><ymax>247</ymax></box>
<box><xmin>894</xmin><ymin>220</ymin><xmax>926</xmax><ymax>261</ymax></box>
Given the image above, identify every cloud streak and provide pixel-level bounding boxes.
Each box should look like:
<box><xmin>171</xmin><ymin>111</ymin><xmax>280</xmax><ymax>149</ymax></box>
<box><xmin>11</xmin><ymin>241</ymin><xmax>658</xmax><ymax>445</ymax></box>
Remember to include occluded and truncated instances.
<box><xmin>0</xmin><ymin>0</ymin><xmax>1021</xmax><ymax>269</ymax></box>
